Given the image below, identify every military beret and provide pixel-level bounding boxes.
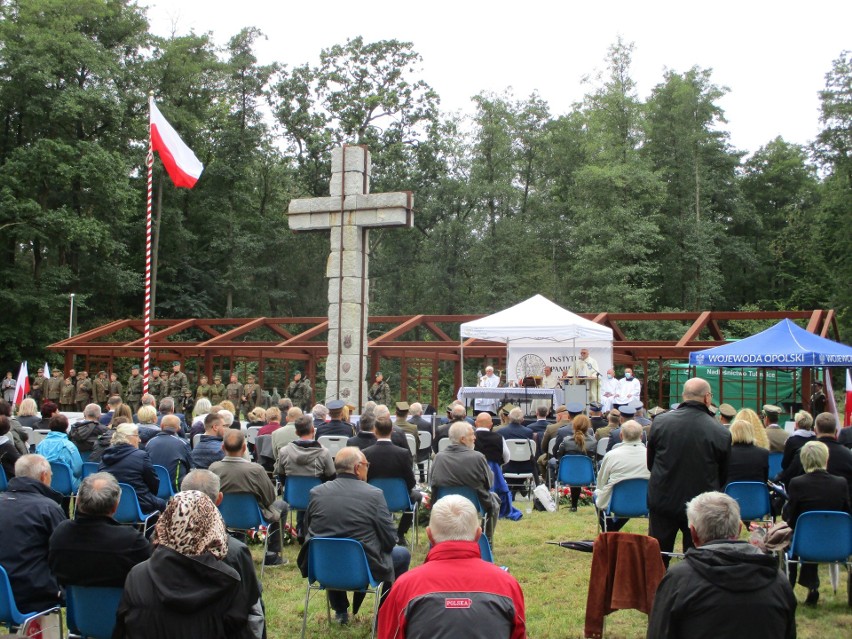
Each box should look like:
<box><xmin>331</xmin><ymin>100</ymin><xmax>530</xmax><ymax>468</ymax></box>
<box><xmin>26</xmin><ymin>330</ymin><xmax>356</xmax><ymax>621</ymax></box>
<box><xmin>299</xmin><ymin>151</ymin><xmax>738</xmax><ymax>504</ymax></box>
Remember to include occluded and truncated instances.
<box><xmin>293</xmin><ymin>369</ymin><xmax>302</xmax><ymax>376</ymax></box>
<box><xmin>98</xmin><ymin>370</ymin><xmax>106</xmax><ymax>376</ymax></box>
<box><xmin>375</xmin><ymin>371</ymin><xmax>383</xmax><ymax>377</ymax></box>
<box><xmin>619</xmin><ymin>405</ymin><xmax>636</xmax><ymax>416</ymax></box>
<box><xmin>131</xmin><ymin>364</ymin><xmax>140</xmax><ymax>370</ymax></box>
<box><xmin>763</xmin><ymin>404</ymin><xmax>782</xmax><ymax>415</ymax></box>
<box><xmin>247</xmin><ymin>374</ymin><xmax>255</xmax><ymax>380</ymax></box>
<box><xmin>588</xmin><ymin>401</ymin><xmax>602</xmax><ymax>411</ymax></box>
<box><xmin>152</xmin><ymin>366</ymin><xmax>160</xmax><ymax>372</ymax></box>
<box><xmin>719</xmin><ymin>403</ymin><xmax>737</xmax><ymax>419</ymax></box>
<box><xmin>566</xmin><ymin>402</ymin><xmax>584</xmax><ymax>414</ymax></box>
<box><xmin>172</xmin><ymin>360</ymin><xmax>181</xmax><ymax>366</ymax></box>
<box><xmin>214</xmin><ymin>374</ymin><xmax>221</xmax><ymax>379</ymax></box>
<box><xmin>327</xmin><ymin>399</ymin><xmax>345</xmax><ymax>410</ymax></box>
<box><xmin>395</xmin><ymin>401</ymin><xmax>410</xmax><ymax>412</ymax></box>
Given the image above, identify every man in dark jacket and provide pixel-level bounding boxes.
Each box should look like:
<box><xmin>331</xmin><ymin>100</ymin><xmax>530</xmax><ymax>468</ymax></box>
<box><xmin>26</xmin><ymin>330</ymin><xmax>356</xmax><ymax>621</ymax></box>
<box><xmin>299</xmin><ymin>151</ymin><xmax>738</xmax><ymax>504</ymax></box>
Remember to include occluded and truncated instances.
<box><xmin>347</xmin><ymin>413</ymin><xmax>378</xmax><ymax>450</ymax></box>
<box><xmin>146</xmin><ymin>415</ymin><xmax>192</xmax><ymax>491</ymax></box>
<box><xmin>68</xmin><ymin>403</ymin><xmax>108</xmax><ymax>454</ymax></box>
<box><xmin>49</xmin><ymin>472</ymin><xmax>151</xmax><ymax>587</ymax></box>
<box><xmin>364</xmin><ymin>417</ymin><xmax>421</xmax><ymax>546</ymax></box>
<box><xmin>777</xmin><ymin>411</ymin><xmax>852</xmax><ymax>498</ymax></box>
<box><xmin>190</xmin><ymin>413</ymin><xmax>226</xmax><ymax>470</ymax></box>
<box><xmin>647</xmin><ymin>491</ymin><xmax>796</xmax><ymax>639</ymax></box>
<box><xmin>647</xmin><ymin>378</ymin><xmax>731</xmax><ymax>564</ymax></box>
<box><xmin>303</xmin><ymin>446</ymin><xmax>410</xmax><ymax>625</ymax></box>
<box><xmin>0</xmin><ymin>454</ymin><xmax>66</xmax><ymax>611</ymax></box>
<box><xmin>315</xmin><ymin>399</ymin><xmax>355</xmax><ymax>438</ymax></box>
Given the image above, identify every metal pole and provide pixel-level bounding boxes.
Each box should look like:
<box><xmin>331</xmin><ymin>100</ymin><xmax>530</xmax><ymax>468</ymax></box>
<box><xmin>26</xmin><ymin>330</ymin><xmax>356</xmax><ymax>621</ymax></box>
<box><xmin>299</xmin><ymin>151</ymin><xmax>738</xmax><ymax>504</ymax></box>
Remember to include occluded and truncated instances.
<box><xmin>68</xmin><ymin>293</ymin><xmax>75</xmax><ymax>338</ymax></box>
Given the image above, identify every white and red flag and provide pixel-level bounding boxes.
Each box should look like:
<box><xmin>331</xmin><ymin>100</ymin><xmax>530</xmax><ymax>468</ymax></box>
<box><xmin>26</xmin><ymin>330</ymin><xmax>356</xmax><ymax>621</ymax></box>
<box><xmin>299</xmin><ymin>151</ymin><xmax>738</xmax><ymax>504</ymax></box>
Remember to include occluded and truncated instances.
<box><xmin>13</xmin><ymin>361</ymin><xmax>29</xmax><ymax>406</ymax></box>
<box><xmin>149</xmin><ymin>97</ymin><xmax>204</xmax><ymax>188</ymax></box>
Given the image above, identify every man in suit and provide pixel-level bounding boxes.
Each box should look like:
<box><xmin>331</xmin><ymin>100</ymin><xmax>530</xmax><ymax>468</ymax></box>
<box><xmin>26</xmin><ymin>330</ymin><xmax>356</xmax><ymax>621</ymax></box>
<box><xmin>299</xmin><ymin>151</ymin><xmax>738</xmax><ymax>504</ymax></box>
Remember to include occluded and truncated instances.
<box><xmin>778</xmin><ymin>412</ymin><xmax>852</xmax><ymax>499</ymax></box>
<box><xmin>347</xmin><ymin>413</ymin><xmax>378</xmax><ymax>450</ymax></box>
<box><xmin>303</xmin><ymin>447</ymin><xmax>411</xmax><ymax>625</ymax></box>
<box><xmin>49</xmin><ymin>472</ymin><xmax>151</xmax><ymax>587</ymax></box>
<box><xmin>364</xmin><ymin>417</ymin><xmax>421</xmax><ymax>546</ymax></box>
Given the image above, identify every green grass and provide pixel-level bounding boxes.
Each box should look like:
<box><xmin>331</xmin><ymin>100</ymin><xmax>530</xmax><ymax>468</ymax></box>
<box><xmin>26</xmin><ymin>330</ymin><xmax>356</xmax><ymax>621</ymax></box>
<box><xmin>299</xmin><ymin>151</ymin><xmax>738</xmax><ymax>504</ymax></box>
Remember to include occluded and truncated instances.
<box><xmin>257</xmin><ymin>502</ymin><xmax>851</xmax><ymax>638</ymax></box>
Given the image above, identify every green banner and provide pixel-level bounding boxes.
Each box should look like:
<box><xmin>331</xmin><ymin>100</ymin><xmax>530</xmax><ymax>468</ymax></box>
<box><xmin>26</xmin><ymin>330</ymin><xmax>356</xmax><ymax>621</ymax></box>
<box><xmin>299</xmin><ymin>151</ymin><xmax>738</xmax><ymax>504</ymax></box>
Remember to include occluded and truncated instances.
<box><xmin>668</xmin><ymin>364</ymin><xmax>800</xmax><ymax>413</ymax></box>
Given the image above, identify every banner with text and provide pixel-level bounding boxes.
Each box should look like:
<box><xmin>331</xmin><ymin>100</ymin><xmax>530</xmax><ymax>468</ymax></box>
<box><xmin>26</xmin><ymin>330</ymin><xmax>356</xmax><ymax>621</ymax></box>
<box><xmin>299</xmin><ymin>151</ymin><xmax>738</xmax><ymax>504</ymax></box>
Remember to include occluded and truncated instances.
<box><xmin>506</xmin><ymin>345</ymin><xmax>613</xmax><ymax>384</ymax></box>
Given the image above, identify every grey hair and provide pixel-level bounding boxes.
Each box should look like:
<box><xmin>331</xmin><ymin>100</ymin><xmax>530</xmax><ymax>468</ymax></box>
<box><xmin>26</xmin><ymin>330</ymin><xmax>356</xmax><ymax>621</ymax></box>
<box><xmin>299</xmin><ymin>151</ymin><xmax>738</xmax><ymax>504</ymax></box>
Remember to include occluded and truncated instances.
<box><xmin>77</xmin><ymin>473</ymin><xmax>121</xmax><ymax>516</ymax></box>
<box><xmin>159</xmin><ymin>396</ymin><xmax>176</xmax><ymax>413</ymax></box>
<box><xmin>334</xmin><ymin>447</ymin><xmax>363</xmax><ymax>474</ymax></box>
<box><xmin>312</xmin><ymin>404</ymin><xmax>329</xmax><ymax>420</ymax></box>
<box><xmin>450</xmin><ymin>404</ymin><xmax>467</xmax><ymax>421</ymax></box>
<box><xmin>140</xmin><ymin>393</ymin><xmax>156</xmax><ymax>407</ymax></box>
<box><xmin>508</xmin><ymin>407</ymin><xmax>525</xmax><ymax>423</ymax></box>
<box><xmin>428</xmin><ymin>495</ymin><xmax>480</xmax><ymax>543</ymax></box>
<box><xmin>686</xmin><ymin>492</ymin><xmax>740</xmax><ymax>543</ymax></box>
<box><xmin>181</xmin><ymin>469</ymin><xmax>221</xmax><ymax>502</ymax></box>
<box><xmin>800</xmin><ymin>440</ymin><xmax>829</xmax><ymax>473</ymax></box>
<box><xmin>620</xmin><ymin>420</ymin><xmax>643</xmax><ymax>443</ymax></box>
<box><xmin>193</xmin><ymin>398</ymin><xmax>211</xmax><ymax>417</ymax></box>
<box><xmin>15</xmin><ymin>454</ymin><xmax>51</xmax><ymax>481</ymax></box>
<box><xmin>111</xmin><ymin>423</ymin><xmax>139</xmax><ymax>445</ymax></box>
<box><xmin>218</xmin><ymin>410</ymin><xmax>235</xmax><ymax>427</ymax></box>
<box><xmin>409</xmin><ymin>402</ymin><xmax>423</xmax><ymax>416</ymax></box>
<box><xmin>448</xmin><ymin>421</ymin><xmax>472</xmax><ymax>445</ymax></box>
<box><xmin>83</xmin><ymin>403</ymin><xmax>102</xmax><ymax>419</ymax></box>
<box><xmin>794</xmin><ymin>410</ymin><xmax>813</xmax><ymax>431</ymax></box>
<box><xmin>375</xmin><ymin>405</ymin><xmax>391</xmax><ymax>420</ymax></box>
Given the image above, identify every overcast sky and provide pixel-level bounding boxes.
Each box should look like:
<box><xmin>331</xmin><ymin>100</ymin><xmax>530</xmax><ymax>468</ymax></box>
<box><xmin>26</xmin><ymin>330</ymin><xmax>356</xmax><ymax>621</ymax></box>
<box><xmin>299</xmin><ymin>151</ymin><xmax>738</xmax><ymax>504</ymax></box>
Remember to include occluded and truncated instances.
<box><xmin>143</xmin><ymin>0</ymin><xmax>850</xmax><ymax>157</ymax></box>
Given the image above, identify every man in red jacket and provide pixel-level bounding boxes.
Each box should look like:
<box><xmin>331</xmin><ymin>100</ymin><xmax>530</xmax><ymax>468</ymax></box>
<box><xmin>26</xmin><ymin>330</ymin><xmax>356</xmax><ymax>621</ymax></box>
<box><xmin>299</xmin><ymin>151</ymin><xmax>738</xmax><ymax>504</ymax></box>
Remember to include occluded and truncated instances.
<box><xmin>377</xmin><ymin>494</ymin><xmax>526</xmax><ymax>639</ymax></box>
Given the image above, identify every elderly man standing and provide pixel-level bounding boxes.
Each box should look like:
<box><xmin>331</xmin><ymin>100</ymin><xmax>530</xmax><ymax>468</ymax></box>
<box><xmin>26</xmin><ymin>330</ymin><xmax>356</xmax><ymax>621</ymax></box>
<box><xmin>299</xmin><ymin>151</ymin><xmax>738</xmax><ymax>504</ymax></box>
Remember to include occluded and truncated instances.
<box><xmin>593</xmin><ymin>420</ymin><xmax>650</xmax><ymax>532</ymax></box>
<box><xmin>648</xmin><ymin>378</ymin><xmax>731</xmax><ymax>564</ymax></box>
<box><xmin>431</xmin><ymin>422</ymin><xmax>500</xmax><ymax>542</ymax></box>
<box><xmin>0</xmin><ymin>455</ymin><xmax>66</xmax><ymax>612</ymax></box>
<box><xmin>49</xmin><ymin>473</ymin><xmax>151</xmax><ymax>587</ymax></box>
<box><xmin>474</xmin><ymin>366</ymin><xmax>501</xmax><ymax>415</ymax></box>
<box><xmin>209</xmin><ymin>430</ymin><xmax>289</xmax><ymax>567</ymax></box>
<box><xmin>303</xmin><ymin>446</ymin><xmax>410</xmax><ymax>625</ymax></box>
<box><xmin>377</xmin><ymin>495</ymin><xmax>526</xmax><ymax>639</ymax></box>
<box><xmin>647</xmin><ymin>492</ymin><xmax>795</xmax><ymax>639</ymax></box>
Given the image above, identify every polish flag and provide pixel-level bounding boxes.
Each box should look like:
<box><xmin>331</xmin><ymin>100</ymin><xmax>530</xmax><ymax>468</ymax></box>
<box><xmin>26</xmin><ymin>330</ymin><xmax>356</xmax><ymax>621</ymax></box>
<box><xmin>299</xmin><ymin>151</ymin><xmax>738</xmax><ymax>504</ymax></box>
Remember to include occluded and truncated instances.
<box><xmin>149</xmin><ymin>97</ymin><xmax>204</xmax><ymax>188</ymax></box>
<box><xmin>13</xmin><ymin>361</ymin><xmax>29</xmax><ymax>406</ymax></box>
<box><xmin>845</xmin><ymin>369</ymin><xmax>852</xmax><ymax>427</ymax></box>
<box><xmin>43</xmin><ymin>362</ymin><xmax>50</xmax><ymax>379</ymax></box>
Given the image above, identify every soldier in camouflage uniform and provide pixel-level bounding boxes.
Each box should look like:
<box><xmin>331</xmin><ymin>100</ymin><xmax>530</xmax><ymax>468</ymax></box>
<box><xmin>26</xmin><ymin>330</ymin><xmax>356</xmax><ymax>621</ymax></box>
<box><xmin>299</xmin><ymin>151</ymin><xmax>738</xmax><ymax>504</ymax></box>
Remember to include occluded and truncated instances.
<box><xmin>125</xmin><ymin>364</ymin><xmax>143</xmax><ymax>413</ymax></box>
<box><xmin>368</xmin><ymin>371</ymin><xmax>391</xmax><ymax>406</ymax></box>
<box><xmin>60</xmin><ymin>377</ymin><xmax>75</xmax><ymax>411</ymax></box>
<box><xmin>209</xmin><ymin>374</ymin><xmax>226</xmax><ymax>405</ymax></box>
<box><xmin>75</xmin><ymin>371</ymin><xmax>93</xmax><ymax>411</ymax></box>
<box><xmin>46</xmin><ymin>369</ymin><xmax>63</xmax><ymax>404</ymax></box>
<box><xmin>286</xmin><ymin>370</ymin><xmax>312</xmax><ymax>412</ymax></box>
<box><xmin>31</xmin><ymin>367</ymin><xmax>47</xmax><ymax>404</ymax></box>
<box><xmin>195</xmin><ymin>375</ymin><xmax>211</xmax><ymax>402</ymax></box>
<box><xmin>149</xmin><ymin>367</ymin><xmax>163</xmax><ymax>404</ymax></box>
<box><xmin>168</xmin><ymin>361</ymin><xmax>188</xmax><ymax>403</ymax></box>
<box><xmin>226</xmin><ymin>374</ymin><xmax>243</xmax><ymax>408</ymax></box>
<box><xmin>93</xmin><ymin>370</ymin><xmax>110</xmax><ymax>410</ymax></box>
<box><xmin>242</xmin><ymin>374</ymin><xmax>260</xmax><ymax>415</ymax></box>
<box><xmin>109</xmin><ymin>372</ymin><xmax>123</xmax><ymax>399</ymax></box>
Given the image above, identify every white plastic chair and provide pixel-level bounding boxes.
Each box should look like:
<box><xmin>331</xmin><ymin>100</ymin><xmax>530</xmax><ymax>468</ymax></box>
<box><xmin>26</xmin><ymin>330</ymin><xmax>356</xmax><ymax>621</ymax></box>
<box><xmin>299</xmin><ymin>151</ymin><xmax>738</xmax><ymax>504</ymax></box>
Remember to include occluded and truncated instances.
<box><xmin>502</xmin><ymin>439</ymin><xmax>536</xmax><ymax>498</ymax></box>
<box><xmin>317</xmin><ymin>435</ymin><xmax>348</xmax><ymax>458</ymax></box>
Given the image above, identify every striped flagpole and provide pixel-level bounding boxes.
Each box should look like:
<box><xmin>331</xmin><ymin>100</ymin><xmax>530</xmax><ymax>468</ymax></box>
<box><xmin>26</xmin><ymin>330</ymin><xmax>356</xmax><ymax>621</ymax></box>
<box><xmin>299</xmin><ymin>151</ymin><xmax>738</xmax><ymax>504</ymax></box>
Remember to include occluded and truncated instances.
<box><xmin>143</xmin><ymin>95</ymin><xmax>154</xmax><ymax>395</ymax></box>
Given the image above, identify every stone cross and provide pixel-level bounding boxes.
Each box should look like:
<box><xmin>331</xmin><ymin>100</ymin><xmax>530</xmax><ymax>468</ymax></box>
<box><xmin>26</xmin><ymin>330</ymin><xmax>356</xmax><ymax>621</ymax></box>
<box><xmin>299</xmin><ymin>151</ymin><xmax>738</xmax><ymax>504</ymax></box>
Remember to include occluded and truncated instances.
<box><xmin>287</xmin><ymin>145</ymin><xmax>413</xmax><ymax>407</ymax></box>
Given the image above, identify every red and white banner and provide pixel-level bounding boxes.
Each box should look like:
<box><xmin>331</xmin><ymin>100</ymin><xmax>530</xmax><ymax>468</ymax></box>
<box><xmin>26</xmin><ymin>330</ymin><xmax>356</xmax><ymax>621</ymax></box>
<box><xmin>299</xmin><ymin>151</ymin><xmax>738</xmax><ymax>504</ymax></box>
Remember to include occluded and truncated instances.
<box><xmin>13</xmin><ymin>361</ymin><xmax>29</xmax><ymax>406</ymax></box>
<box><xmin>149</xmin><ymin>97</ymin><xmax>203</xmax><ymax>188</ymax></box>
<box><xmin>845</xmin><ymin>369</ymin><xmax>852</xmax><ymax>427</ymax></box>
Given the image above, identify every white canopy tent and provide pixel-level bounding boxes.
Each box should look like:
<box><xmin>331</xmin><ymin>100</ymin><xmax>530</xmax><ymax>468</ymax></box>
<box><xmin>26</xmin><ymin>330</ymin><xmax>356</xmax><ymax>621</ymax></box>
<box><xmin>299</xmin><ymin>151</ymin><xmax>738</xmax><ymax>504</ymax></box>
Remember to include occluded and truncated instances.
<box><xmin>459</xmin><ymin>295</ymin><xmax>614</xmax><ymax>384</ymax></box>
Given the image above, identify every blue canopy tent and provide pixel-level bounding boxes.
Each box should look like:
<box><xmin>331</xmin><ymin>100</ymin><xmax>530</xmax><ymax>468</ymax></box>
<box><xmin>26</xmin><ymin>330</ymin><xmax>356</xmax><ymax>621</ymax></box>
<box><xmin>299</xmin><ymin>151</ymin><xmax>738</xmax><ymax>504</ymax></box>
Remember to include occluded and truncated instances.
<box><xmin>688</xmin><ymin>319</ymin><xmax>852</xmax><ymax>368</ymax></box>
<box><xmin>687</xmin><ymin>319</ymin><xmax>852</xmax><ymax>414</ymax></box>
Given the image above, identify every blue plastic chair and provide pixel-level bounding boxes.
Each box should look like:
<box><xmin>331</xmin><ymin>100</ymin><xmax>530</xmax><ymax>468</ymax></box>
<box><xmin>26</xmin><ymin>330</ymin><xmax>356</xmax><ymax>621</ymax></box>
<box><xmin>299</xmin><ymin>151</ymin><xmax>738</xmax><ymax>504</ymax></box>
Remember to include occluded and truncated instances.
<box><xmin>785</xmin><ymin>510</ymin><xmax>852</xmax><ymax>599</ymax></box>
<box><xmin>66</xmin><ymin>585</ymin><xmax>123</xmax><ymax>639</ymax></box>
<box><xmin>0</xmin><ymin>467</ymin><xmax>7</xmax><ymax>492</ymax></box>
<box><xmin>79</xmin><ymin>450</ymin><xmax>91</xmax><ymax>463</ymax></box>
<box><xmin>600</xmin><ymin>478</ymin><xmax>649</xmax><ymax>532</ymax></box>
<box><xmin>153</xmin><ymin>465</ymin><xmax>175</xmax><ymax>501</ymax></box>
<box><xmin>0</xmin><ymin>565</ymin><xmax>62</xmax><ymax>636</ymax></box>
<box><xmin>301</xmin><ymin>538</ymin><xmax>384</xmax><ymax>639</ymax></box>
<box><xmin>432</xmin><ymin>485</ymin><xmax>488</xmax><ymax>533</ymax></box>
<box><xmin>81</xmin><ymin>462</ymin><xmax>99</xmax><ymax>479</ymax></box>
<box><xmin>283</xmin><ymin>475</ymin><xmax>321</xmax><ymax>515</ymax></box>
<box><xmin>369</xmin><ymin>477</ymin><xmax>418</xmax><ymax>547</ymax></box>
<box><xmin>768</xmin><ymin>452</ymin><xmax>783</xmax><ymax>480</ymax></box>
<box><xmin>554</xmin><ymin>455</ymin><xmax>596</xmax><ymax>511</ymax></box>
<box><xmin>114</xmin><ymin>483</ymin><xmax>159</xmax><ymax>536</ymax></box>
<box><xmin>50</xmin><ymin>461</ymin><xmax>77</xmax><ymax>510</ymax></box>
<box><xmin>478</xmin><ymin>534</ymin><xmax>494</xmax><ymax>563</ymax></box>
<box><xmin>724</xmin><ymin>481</ymin><xmax>773</xmax><ymax>522</ymax></box>
<box><xmin>218</xmin><ymin>493</ymin><xmax>272</xmax><ymax>581</ymax></box>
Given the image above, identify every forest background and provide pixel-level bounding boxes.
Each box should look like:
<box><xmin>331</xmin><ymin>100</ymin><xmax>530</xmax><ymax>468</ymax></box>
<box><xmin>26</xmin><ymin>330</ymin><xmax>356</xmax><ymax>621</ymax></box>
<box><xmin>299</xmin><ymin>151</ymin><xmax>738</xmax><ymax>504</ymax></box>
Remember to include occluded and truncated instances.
<box><xmin>0</xmin><ymin>1</ymin><xmax>849</xmax><ymax>391</ymax></box>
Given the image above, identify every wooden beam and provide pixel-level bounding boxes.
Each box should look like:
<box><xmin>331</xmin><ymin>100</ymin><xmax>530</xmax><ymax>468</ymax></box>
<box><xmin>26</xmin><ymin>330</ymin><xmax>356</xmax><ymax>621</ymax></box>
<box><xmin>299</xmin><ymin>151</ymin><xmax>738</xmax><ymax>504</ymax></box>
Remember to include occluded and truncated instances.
<box><xmin>275</xmin><ymin>321</ymin><xmax>329</xmax><ymax>347</ymax></box>
<box><xmin>370</xmin><ymin>315</ymin><xmax>425</xmax><ymax>345</ymax></box>
<box><xmin>424</xmin><ymin>321</ymin><xmax>454</xmax><ymax>343</ymax></box>
<box><xmin>202</xmin><ymin>317</ymin><xmax>269</xmax><ymax>345</ymax></box>
<box><xmin>677</xmin><ymin>311</ymin><xmax>712</xmax><ymax>347</ymax></box>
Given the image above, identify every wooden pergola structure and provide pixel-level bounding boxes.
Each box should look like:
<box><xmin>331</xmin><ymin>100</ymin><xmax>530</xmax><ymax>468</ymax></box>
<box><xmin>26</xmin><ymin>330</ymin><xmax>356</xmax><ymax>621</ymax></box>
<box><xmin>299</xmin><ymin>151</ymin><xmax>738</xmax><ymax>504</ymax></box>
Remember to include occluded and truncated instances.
<box><xmin>48</xmin><ymin>309</ymin><xmax>840</xmax><ymax>410</ymax></box>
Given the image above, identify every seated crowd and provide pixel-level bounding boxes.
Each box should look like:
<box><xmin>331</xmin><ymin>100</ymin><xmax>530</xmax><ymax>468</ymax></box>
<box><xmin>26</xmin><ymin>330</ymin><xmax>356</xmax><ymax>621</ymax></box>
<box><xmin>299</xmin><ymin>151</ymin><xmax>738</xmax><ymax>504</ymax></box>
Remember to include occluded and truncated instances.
<box><xmin>0</xmin><ymin>375</ymin><xmax>849</xmax><ymax>638</ymax></box>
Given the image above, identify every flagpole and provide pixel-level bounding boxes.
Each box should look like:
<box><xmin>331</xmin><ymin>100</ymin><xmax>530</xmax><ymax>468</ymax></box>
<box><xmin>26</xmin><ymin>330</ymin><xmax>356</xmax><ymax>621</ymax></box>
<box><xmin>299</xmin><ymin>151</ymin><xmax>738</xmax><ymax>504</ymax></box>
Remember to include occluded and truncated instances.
<box><xmin>143</xmin><ymin>93</ymin><xmax>154</xmax><ymax>395</ymax></box>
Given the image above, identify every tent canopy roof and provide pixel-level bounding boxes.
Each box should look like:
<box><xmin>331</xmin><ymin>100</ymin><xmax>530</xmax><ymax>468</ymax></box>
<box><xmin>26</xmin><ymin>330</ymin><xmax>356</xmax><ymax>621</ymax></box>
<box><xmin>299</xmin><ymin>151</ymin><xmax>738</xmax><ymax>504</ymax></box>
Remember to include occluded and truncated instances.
<box><xmin>460</xmin><ymin>295</ymin><xmax>614</xmax><ymax>344</ymax></box>
<box><xmin>689</xmin><ymin>319</ymin><xmax>852</xmax><ymax>368</ymax></box>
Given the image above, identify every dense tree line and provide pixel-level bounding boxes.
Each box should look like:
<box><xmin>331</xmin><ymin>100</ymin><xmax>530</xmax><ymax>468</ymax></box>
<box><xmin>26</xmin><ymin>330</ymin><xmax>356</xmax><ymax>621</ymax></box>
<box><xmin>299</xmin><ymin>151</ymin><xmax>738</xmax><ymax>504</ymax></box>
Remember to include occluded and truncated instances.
<box><xmin>0</xmin><ymin>1</ymin><xmax>849</xmax><ymax>369</ymax></box>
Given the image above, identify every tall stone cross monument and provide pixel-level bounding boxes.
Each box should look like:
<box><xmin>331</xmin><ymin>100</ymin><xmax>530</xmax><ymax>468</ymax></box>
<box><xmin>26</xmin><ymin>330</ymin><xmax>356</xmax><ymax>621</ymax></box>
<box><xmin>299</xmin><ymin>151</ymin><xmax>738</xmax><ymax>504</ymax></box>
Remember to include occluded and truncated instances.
<box><xmin>287</xmin><ymin>145</ymin><xmax>413</xmax><ymax>408</ymax></box>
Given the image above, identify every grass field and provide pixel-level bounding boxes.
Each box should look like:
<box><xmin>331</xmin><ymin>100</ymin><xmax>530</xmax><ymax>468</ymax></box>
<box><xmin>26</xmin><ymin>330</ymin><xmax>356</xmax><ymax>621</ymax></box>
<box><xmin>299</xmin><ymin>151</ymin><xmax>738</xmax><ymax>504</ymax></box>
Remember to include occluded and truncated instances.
<box><xmin>258</xmin><ymin>500</ymin><xmax>851</xmax><ymax>639</ymax></box>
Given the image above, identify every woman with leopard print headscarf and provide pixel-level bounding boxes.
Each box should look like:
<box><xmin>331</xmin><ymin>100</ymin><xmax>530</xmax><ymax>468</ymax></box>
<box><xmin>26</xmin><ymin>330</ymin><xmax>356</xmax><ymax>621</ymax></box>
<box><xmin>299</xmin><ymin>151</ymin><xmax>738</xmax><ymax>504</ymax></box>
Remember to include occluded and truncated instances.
<box><xmin>113</xmin><ymin>491</ymin><xmax>249</xmax><ymax>638</ymax></box>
